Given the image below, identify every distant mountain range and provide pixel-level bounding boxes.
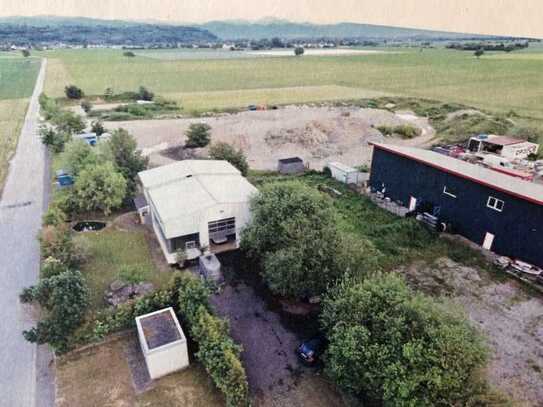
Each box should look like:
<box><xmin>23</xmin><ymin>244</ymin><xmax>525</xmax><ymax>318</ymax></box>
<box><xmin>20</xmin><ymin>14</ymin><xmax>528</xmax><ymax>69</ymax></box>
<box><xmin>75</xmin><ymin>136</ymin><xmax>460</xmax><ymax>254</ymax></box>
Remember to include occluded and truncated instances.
<box><xmin>197</xmin><ymin>18</ymin><xmax>499</xmax><ymax>41</ymax></box>
<box><xmin>0</xmin><ymin>16</ymin><xmax>217</xmax><ymax>46</ymax></box>
<box><xmin>0</xmin><ymin>15</ymin><xmax>513</xmax><ymax>46</ymax></box>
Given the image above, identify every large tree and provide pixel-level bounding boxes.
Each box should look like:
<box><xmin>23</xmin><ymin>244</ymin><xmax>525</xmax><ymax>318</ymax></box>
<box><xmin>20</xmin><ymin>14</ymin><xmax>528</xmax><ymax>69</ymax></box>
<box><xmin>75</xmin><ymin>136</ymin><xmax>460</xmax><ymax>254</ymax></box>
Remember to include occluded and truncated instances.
<box><xmin>320</xmin><ymin>274</ymin><xmax>489</xmax><ymax>406</ymax></box>
<box><xmin>60</xmin><ymin>139</ymin><xmax>99</xmax><ymax>177</ymax></box>
<box><xmin>107</xmin><ymin>128</ymin><xmax>148</xmax><ymax>196</ymax></box>
<box><xmin>73</xmin><ymin>162</ymin><xmax>127</xmax><ymax>215</ymax></box>
<box><xmin>241</xmin><ymin>181</ymin><xmax>344</xmax><ymax>298</ymax></box>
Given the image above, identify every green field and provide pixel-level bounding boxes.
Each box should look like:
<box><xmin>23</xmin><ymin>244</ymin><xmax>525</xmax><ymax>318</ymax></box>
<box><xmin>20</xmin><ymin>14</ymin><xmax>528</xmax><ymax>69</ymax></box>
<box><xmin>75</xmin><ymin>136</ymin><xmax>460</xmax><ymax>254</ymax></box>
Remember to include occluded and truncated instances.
<box><xmin>0</xmin><ymin>57</ymin><xmax>40</xmax><ymax>190</ymax></box>
<box><xmin>0</xmin><ymin>57</ymin><xmax>41</xmax><ymax>99</ymax></box>
<box><xmin>41</xmin><ymin>48</ymin><xmax>543</xmax><ymax>119</ymax></box>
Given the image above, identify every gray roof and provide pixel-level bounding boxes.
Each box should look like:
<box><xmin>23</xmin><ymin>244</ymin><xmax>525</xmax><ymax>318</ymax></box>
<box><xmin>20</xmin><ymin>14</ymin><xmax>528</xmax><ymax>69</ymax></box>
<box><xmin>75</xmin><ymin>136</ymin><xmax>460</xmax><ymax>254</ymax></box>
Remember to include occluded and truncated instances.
<box><xmin>371</xmin><ymin>143</ymin><xmax>543</xmax><ymax>206</ymax></box>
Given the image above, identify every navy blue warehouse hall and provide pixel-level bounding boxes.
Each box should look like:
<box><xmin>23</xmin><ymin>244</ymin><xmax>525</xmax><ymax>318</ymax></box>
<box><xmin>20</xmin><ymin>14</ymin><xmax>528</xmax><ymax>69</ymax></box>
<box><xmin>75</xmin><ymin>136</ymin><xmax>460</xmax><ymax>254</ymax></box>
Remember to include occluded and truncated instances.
<box><xmin>368</xmin><ymin>142</ymin><xmax>543</xmax><ymax>267</ymax></box>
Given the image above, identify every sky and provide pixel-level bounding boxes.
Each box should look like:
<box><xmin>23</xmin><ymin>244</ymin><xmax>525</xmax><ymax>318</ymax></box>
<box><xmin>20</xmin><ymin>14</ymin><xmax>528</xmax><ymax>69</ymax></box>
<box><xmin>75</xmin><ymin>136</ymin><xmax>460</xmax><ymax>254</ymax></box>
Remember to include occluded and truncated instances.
<box><xmin>1</xmin><ymin>0</ymin><xmax>542</xmax><ymax>38</ymax></box>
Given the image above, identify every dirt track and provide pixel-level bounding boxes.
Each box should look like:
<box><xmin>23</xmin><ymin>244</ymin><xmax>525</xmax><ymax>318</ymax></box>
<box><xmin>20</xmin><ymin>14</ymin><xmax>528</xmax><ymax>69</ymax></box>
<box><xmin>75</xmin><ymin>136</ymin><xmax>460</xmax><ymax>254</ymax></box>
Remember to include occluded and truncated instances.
<box><xmin>104</xmin><ymin>106</ymin><xmax>435</xmax><ymax>170</ymax></box>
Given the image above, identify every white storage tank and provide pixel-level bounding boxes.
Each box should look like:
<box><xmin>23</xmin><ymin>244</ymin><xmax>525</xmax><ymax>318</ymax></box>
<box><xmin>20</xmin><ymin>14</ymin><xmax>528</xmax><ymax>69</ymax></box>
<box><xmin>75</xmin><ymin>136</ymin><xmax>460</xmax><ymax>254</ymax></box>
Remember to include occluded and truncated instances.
<box><xmin>199</xmin><ymin>253</ymin><xmax>224</xmax><ymax>284</ymax></box>
<box><xmin>136</xmin><ymin>307</ymin><xmax>189</xmax><ymax>380</ymax></box>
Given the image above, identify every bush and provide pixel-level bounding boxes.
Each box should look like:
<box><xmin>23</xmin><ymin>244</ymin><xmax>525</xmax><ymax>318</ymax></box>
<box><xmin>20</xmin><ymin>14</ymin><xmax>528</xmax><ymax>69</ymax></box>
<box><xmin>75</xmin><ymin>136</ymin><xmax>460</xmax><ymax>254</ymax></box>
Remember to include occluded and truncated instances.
<box><xmin>91</xmin><ymin>120</ymin><xmax>107</xmax><ymax>136</ymax></box>
<box><xmin>185</xmin><ymin>123</ymin><xmax>211</xmax><ymax>148</ymax></box>
<box><xmin>65</xmin><ymin>85</ymin><xmax>84</xmax><ymax>100</ymax></box>
<box><xmin>137</xmin><ymin>86</ymin><xmax>154</xmax><ymax>101</ymax></box>
<box><xmin>41</xmin><ymin>257</ymin><xmax>69</xmax><ymax>279</ymax></box>
<box><xmin>51</xmin><ymin>111</ymin><xmax>86</xmax><ymax>135</ymax></box>
<box><xmin>321</xmin><ymin>274</ymin><xmax>489</xmax><ymax>406</ymax></box>
<box><xmin>39</xmin><ymin>225</ymin><xmax>85</xmax><ymax>269</ymax></box>
<box><xmin>42</xmin><ymin>204</ymin><xmax>67</xmax><ymax>226</ymax></box>
<box><xmin>81</xmin><ymin>100</ymin><xmax>93</xmax><ymax>113</ymax></box>
<box><xmin>377</xmin><ymin>124</ymin><xmax>421</xmax><ymax>139</ymax></box>
<box><xmin>73</xmin><ymin>162</ymin><xmax>127</xmax><ymax>215</ymax></box>
<box><xmin>39</xmin><ymin>93</ymin><xmax>60</xmax><ymax>120</ymax></box>
<box><xmin>22</xmin><ymin>270</ymin><xmax>89</xmax><ymax>353</ymax></box>
<box><xmin>209</xmin><ymin>142</ymin><xmax>249</xmax><ymax>176</ymax></box>
<box><xmin>40</xmin><ymin>126</ymin><xmax>70</xmax><ymax>153</ymax></box>
<box><xmin>294</xmin><ymin>47</ymin><xmax>305</xmax><ymax>56</ymax></box>
<box><xmin>123</xmin><ymin>51</ymin><xmax>136</xmax><ymax>57</ymax></box>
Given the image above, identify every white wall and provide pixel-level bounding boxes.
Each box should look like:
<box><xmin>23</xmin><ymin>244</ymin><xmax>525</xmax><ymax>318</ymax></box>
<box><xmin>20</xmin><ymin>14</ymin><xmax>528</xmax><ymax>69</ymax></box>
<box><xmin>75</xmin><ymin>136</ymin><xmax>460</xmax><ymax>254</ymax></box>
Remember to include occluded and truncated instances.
<box><xmin>199</xmin><ymin>202</ymin><xmax>252</xmax><ymax>247</ymax></box>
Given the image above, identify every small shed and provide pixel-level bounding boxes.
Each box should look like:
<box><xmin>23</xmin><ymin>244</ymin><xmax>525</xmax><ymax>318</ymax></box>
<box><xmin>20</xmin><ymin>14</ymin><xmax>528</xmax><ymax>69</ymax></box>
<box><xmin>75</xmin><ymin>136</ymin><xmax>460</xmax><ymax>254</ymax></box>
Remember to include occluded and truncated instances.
<box><xmin>136</xmin><ymin>307</ymin><xmax>189</xmax><ymax>380</ymax></box>
<box><xmin>199</xmin><ymin>253</ymin><xmax>223</xmax><ymax>284</ymax></box>
<box><xmin>278</xmin><ymin>157</ymin><xmax>305</xmax><ymax>174</ymax></box>
<box><xmin>328</xmin><ymin>162</ymin><xmax>365</xmax><ymax>185</ymax></box>
<box><xmin>133</xmin><ymin>195</ymin><xmax>150</xmax><ymax>224</ymax></box>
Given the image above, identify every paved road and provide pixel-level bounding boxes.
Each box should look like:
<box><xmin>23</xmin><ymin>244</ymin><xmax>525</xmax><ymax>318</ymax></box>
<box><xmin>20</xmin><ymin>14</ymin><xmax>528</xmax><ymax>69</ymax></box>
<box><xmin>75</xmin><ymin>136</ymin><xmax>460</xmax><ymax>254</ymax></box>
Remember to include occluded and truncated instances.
<box><xmin>0</xmin><ymin>59</ymin><xmax>52</xmax><ymax>407</ymax></box>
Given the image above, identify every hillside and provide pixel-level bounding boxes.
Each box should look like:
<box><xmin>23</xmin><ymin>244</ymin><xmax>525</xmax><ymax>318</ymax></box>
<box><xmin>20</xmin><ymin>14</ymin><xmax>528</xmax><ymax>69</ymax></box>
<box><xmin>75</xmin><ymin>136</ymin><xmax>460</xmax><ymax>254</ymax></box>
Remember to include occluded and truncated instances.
<box><xmin>198</xmin><ymin>18</ymin><xmax>498</xmax><ymax>41</ymax></box>
<box><xmin>0</xmin><ymin>16</ymin><xmax>217</xmax><ymax>46</ymax></box>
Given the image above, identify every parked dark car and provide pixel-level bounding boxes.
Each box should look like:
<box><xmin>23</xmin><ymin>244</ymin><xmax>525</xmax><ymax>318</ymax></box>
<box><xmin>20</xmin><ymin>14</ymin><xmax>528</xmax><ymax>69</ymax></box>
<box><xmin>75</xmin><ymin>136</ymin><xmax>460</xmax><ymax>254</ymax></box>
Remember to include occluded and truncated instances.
<box><xmin>296</xmin><ymin>336</ymin><xmax>326</xmax><ymax>365</ymax></box>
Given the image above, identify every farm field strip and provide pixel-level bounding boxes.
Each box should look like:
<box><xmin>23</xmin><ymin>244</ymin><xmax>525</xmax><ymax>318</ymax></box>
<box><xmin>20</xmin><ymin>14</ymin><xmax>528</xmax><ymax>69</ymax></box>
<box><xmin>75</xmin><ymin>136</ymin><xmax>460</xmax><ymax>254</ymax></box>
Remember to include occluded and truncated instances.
<box><xmin>165</xmin><ymin>85</ymin><xmax>392</xmax><ymax>111</ymax></box>
<box><xmin>41</xmin><ymin>48</ymin><xmax>543</xmax><ymax>119</ymax></box>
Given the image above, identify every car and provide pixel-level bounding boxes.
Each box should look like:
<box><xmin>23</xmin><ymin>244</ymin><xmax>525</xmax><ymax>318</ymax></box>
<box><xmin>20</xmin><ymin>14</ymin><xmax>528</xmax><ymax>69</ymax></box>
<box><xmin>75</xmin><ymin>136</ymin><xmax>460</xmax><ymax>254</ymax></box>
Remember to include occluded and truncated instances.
<box><xmin>296</xmin><ymin>336</ymin><xmax>326</xmax><ymax>365</ymax></box>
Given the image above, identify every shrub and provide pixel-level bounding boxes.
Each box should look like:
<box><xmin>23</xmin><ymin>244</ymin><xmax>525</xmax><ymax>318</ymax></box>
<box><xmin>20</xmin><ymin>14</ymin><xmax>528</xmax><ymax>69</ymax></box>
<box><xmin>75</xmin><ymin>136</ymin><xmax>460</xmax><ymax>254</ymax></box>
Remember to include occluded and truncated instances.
<box><xmin>185</xmin><ymin>123</ymin><xmax>211</xmax><ymax>148</ymax></box>
<box><xmin>294</xmin><ymin>47</ymin><xmax>305</xmax><ymax>56</ymax></box>
<box><xmin>65</xmin><ymin>85</ymin><xmax>84</xmax><ymax>100</ymax></box>
<box><xmin>73</xmin><ymin>162</ymin><xmax>127</xmax><ymax>215</ymax></box>
<box><xmin>209</xmin><ymin>142</ymin><xmax>249</xmax><ymax>176</ymax></box>
<box><xmin>51</xmin><ymin>111</ymin><xmax>86</xmax><ymax>135</ymax></box>
<box><xmin>377</xmin><ymin>124</ymin><xmax>421</xmax><ymax>139</ymax></box>
<box><xmin>41</xmin><ymin>257</ymin><xmax>69</xmax><ymax>279</ymax></box>
<box><xmin>22</xmin><ymin>270</ymin><xmax>89</xmax><ymax>353</ymax></box>
<box><xmin>21</xmin><ymin>49</ymin><xmax>31</xmax><ymax>57</ymax></box>
<box><xmin>321</xmin><ymin>274</ymin><xmax>489</xmax><ymax>406</ymax></box>
<box><xmin>40</xmin><ymin>126</ymin><xmax>70</xmax><ymax>153</ymax></box>
<box><xmin>91</xmin><ymin>120</ymin><xmax>107</xmax><ymax>136</ymax></box>
<box><xmin>137</xmin><ymin>86</ymin><xmax>154</xmax><ymax>101</ymax></box>
<box><xmin>39</xmin><ymin>93</ymin><xmax>60</xmax><ymax>120</ymax></box>
<box><xmin>42</xmin><ymin>204</ymin><xmax>67</xmax><ymax>226</ymax></box>
<box><xmin>177</xmin><ymin>274</ymin><xmax>249</xmax><ymax>407</ymax></box>
<box><xmin>39</xmin><ymin>225</ymin><xmax>85</xmax><ymax>269</ymax></box>
<box><xmin>123</xmin><ymin>51</ymin><xmax>136</xmax><ymax>57</ymax></box>
<box><xmin>81</xmin><ymin>100</ymin><xmax>93</xmax><ymax>114</ymax></box>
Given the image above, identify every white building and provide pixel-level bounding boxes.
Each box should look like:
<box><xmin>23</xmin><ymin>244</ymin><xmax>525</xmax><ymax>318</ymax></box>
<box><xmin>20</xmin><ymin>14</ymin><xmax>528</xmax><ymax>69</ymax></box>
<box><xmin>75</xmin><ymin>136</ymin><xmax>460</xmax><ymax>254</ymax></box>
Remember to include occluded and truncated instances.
<box><xmin>136</xmin><ymin>308</ymin><xmax>189</xmax><ymax>380</ymax></box>
<box><xmin>138</xmin><ymin>160</ymin><xmax>258</xmax><ymax>264</ymax></box>
<box><xmin>328</xmin><ymin>161</ymin><xmax>367</xmax><ymax>185</ymax></box>
<box><xmin>468</xmin><ymin>135</ymin><xmax>539</xmax><ymax>160</ymax></box>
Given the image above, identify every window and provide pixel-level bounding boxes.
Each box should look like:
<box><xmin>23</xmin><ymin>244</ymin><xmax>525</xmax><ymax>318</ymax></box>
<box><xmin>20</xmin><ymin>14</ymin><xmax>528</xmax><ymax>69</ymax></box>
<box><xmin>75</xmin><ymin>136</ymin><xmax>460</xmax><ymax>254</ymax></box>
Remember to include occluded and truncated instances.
<box><xmin>487</xmin><ymin>196</ymin><xmax>504</xmax><ymax>212</ymax></box>
<box><xmin>185</xmin><ymin>241</ymin><xmax>197</xmax><ymax>249</ymax></box>
<box><xmin>443</xmin><ymin>186</ymin><xmax>457</xmax><ymax>198</ymax></box>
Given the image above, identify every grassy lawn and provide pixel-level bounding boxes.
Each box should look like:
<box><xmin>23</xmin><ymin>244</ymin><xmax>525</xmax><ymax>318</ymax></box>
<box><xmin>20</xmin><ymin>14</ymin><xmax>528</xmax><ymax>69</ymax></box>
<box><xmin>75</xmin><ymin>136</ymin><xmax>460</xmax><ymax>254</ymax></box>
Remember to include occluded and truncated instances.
<box><xmin>56</xmin><ymin>335</ymin><xmax>224</xmax><ymax>407</ymax></box>
<box><xmin>75</xmin><ymin>227</ymin><xmax>172</xmax><ymax>311</ymax></box>
<box><xmin>40</xmin><ymin>47</ymin><xmax>543</xmax><ymax>119</ymax></box>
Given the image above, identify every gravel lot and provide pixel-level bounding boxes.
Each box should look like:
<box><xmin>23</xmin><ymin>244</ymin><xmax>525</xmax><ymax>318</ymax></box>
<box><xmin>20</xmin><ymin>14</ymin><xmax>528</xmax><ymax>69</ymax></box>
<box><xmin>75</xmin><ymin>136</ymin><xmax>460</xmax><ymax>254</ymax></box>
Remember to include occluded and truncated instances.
<box><xmin>210</xmin><ymin>254</ymin><xmax>343</xmax><ymax>406</ymax></box>
<box><xmin>400</xmin><ymin>258</ymin><xmax>543</xmax><ymax>405</ymax></box>
<box><xmin>104</xmin><ymin>105</ymin><xmax>435</xmax><ymax>170</ymax></box>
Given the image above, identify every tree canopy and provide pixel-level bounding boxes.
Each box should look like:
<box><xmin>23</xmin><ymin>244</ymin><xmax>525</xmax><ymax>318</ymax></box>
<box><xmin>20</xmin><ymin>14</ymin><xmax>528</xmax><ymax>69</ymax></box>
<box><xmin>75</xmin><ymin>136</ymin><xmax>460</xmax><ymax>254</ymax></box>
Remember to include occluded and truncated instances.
<box><xmin>241</xmin><ymin>181</ymin><xmax>346</xmax><ymax>298</ymax></box>
<box><xmin>65</xmin><ymin>85</ymin><xmax>84</xmax><ymax>100</ymax></box>
<box><xmin>209</xmin><ymin>142</ymin><xmax>249</xmax><ymax>176</ymax></box>
<box><xmin>73</xmin><ymin>162</ymin><xmax>127</xmax><ymax>215</ymax></box>
<box><xmin>105</xmin><ymin>128</ymin><xmax>148</xmax><ymax>196</ymax></box>
<box><xmin>320</xmin><ymin>274</ymin><xmax>489</xmax><ymax>406</ymax></box>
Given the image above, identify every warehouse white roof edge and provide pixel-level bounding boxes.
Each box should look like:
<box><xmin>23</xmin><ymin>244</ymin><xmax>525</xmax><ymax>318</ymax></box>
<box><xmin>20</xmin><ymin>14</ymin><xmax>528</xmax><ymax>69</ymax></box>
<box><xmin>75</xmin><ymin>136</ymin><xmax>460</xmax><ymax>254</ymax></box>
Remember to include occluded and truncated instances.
<box><xmin>371</xmin><ymin>142</ymin><xmax>543</xmax><ymax>205</ymax></box>
<box><xmin>138</xmin><ymin>160</ymin><xmax>258</xmax><ymax>238</ymax></box>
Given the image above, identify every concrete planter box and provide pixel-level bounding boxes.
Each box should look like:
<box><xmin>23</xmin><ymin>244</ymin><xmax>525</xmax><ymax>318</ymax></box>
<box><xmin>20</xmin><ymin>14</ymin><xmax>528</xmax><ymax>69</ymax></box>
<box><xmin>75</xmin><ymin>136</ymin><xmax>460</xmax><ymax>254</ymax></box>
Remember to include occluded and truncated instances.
<box><xmin>136</xmin><ymin>307</ymin><xmax>189</xmax><ymax>380</ymax></box>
